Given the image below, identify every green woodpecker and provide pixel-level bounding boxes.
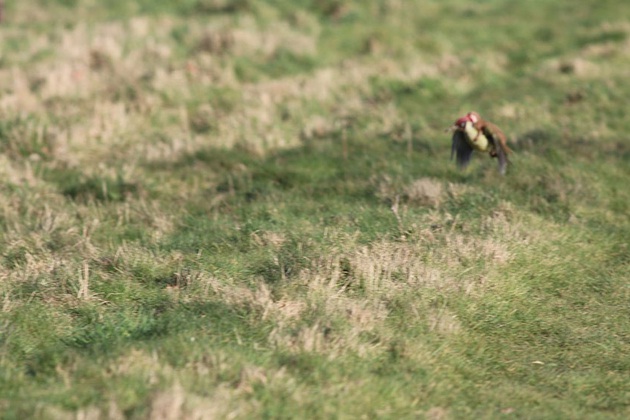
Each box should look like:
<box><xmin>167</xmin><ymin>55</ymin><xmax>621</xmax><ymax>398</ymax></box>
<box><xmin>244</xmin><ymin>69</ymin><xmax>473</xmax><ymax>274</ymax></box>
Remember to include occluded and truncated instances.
<box><xmin>449</xmin><ymin>112</ymin><xmax>512</xmax><ymax>175</ymax></box>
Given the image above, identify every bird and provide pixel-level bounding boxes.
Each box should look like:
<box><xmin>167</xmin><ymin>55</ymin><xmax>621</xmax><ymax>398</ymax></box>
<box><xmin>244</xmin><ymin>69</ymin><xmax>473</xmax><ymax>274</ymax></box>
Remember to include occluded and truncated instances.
<box><xmin>447</xmin><ymin>111</ymin><xmax>512</xmax><ymax>175</ymax></box>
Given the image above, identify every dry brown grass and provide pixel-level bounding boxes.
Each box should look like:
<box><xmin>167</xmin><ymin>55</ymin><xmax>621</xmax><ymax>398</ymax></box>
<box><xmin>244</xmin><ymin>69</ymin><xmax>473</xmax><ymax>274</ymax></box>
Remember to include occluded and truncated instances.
<box><xmin>0</xmin><ymin>10</ymin><xmax>487</xmax><ymax>168</ymax></box>
<box><xmin>404</xmin><ymin>177</ymin><xmax>443</xmax><ymax>207</ymax></box>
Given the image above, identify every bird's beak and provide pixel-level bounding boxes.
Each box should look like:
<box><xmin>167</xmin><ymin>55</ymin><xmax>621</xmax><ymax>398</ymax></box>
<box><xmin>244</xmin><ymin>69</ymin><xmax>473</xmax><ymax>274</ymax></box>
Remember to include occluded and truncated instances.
<box><xmin>448</xmin><ymin>116</ymin><xmax>470</xmax><ymax>132</ymax></box>
<box><xmin>445</xmin><ymin>125</ymin><xmax>458</xmax><ymax>133</ymax></box>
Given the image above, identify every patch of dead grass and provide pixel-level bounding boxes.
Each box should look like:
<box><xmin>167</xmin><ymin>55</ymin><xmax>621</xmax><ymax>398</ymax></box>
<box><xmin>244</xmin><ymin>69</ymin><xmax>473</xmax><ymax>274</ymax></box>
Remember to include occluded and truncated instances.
<box><xmin>0</xmin><ymin>8</ymin><xmax>482</xmax><ymax>173</ymax></box>
<box><xmin>405</xmin><ymin>178</ymin><xmax>443</xmax><ymax>207</ymax></box>
<box><xmin>427</xmin><ymin>307</ymin><xmax>462</xmax><ymax>335</ymax></box>
<box><xmin>149</xmin><ymin>381</ymin><xmax>259</xmax><ymax>420</ymax></box>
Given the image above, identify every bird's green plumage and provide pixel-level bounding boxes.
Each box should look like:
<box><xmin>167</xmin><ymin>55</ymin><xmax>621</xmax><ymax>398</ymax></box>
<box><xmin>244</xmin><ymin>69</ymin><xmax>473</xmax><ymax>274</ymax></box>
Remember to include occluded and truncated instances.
<box><xmin>462</xmin><ymin>121</ymin><xmax>490</xmax><ymax>152</ymax></box>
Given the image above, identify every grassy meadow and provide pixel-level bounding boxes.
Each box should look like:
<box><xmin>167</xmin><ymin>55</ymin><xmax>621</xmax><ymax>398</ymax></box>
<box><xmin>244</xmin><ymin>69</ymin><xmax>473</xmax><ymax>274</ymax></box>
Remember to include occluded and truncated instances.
<box><xmin>1</xmin><ymin>0</ymin><xmax>629</xmax><ymax>418</ymax></box>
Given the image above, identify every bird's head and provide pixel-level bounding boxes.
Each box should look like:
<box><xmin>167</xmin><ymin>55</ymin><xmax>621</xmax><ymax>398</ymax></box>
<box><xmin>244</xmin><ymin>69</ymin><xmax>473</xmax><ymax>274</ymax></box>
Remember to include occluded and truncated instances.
<box><xmin>453</xmin><ymin>113</ymin><xmax>475</xmax><ymax>130</ymax></box>
<box><xmin>454</xmin><ymin>116</ymin><xmax>469</xmax><ymax>129</ymax></box>
<box><xmin>446</xmin><ymin>112</ymin><xmax>480</xmax><ymax>133</ymax></box>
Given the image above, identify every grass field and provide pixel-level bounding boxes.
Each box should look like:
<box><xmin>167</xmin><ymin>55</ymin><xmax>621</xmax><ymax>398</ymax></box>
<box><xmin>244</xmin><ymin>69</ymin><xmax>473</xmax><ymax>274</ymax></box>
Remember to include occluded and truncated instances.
<box><xmin>1</xmin><ymin>0</ymin><xmax>629</xmax><ymax>418</ymax></box>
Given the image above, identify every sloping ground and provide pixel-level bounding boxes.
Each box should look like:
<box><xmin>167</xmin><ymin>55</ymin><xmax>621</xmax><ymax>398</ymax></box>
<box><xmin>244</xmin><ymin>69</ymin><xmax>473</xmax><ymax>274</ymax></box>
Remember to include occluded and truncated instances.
<box><xmin>1</xmin><ymin>1</ymin><xmax>629</xmax><ymax>418</ymax></box>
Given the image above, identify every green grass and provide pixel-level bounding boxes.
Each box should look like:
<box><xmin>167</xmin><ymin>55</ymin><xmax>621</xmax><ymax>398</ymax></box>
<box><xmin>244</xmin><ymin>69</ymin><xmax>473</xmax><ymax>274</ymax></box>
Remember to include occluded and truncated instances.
<box><xmin>1</xmin><ymin>0</ymin><xmax>630</xmax><ymax>418</ymax></box>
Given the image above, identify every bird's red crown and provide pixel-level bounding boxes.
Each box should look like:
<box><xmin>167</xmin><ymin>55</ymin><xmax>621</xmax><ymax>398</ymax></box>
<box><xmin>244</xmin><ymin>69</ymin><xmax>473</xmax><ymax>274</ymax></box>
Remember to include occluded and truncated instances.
<box><xmin>455</xmin><ymin>115</ymin><xmax>471</xmax><ymax>128</ymax></box>
<box><xmin>454</xmin><ymin>112</ymin><xmax>480</xmax><ymax>129</ymax></box>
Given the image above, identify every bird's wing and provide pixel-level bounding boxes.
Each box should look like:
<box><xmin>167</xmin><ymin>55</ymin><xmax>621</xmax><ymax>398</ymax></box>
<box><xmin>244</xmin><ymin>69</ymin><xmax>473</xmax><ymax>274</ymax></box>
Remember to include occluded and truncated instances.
<box><xmin>494</xmin><ymin>138</ymin><xmax>509</xmax><ymax>175</ymax></box>
<box><xmin>482</xmin><ymin>122</ymin><xmax>511</xmax><ymax>175</ymax></box>
<box><xmin>451</xmin><ymin>130</ymin><xmax>473</xmax><ymax>169</ymax></box>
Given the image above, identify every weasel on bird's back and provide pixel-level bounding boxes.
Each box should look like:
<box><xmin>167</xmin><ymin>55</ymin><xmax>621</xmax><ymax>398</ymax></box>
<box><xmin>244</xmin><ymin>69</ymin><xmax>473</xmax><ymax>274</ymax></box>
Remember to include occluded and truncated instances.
<box><xmin>447</xmin><ymin>112</ymin><xmax>512</xmax><ymax>175</ymax></box>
